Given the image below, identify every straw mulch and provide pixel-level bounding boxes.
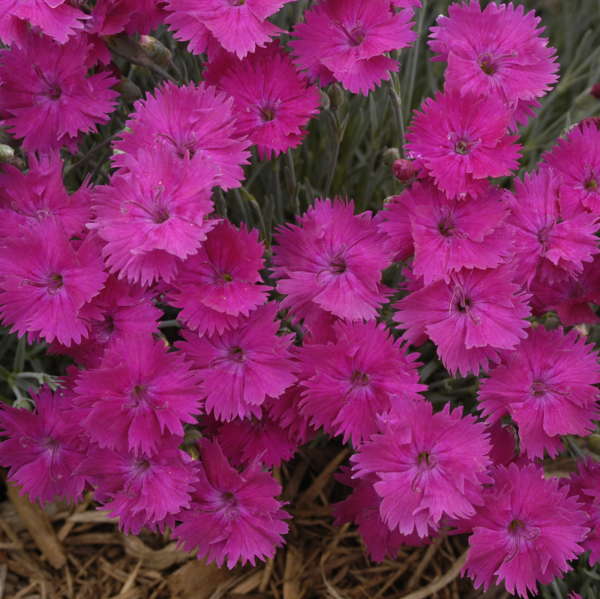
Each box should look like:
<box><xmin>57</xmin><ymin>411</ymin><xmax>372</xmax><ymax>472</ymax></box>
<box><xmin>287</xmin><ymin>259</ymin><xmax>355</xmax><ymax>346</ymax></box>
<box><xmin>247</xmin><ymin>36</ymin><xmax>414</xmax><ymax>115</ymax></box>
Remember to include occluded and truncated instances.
<box><xmin>0</xmin><ymin>444</ymin><xmax>510</xmax><ymax>599</ymax></box>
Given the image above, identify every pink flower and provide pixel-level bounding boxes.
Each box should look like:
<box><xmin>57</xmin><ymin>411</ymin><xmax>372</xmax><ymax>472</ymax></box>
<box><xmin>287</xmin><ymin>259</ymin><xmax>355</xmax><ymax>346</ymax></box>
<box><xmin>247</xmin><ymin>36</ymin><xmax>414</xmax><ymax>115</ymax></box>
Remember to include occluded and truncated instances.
<box><xmin>394</xmin><ymin>267</ymin><xmax>531</xmax><ymax>376</ymax></box>
<box><xmin>0</xmin><ymin>387</ymin><xmax>87</xmax><ymax>503</ymax></box>
<box><xmin>50</xmin><ymin>275</ymin><xmax>162</xmax><ymax>368</ymax></box>
<box><xmin>165</xmin><ymin>0</ymin><xmax>291</xmax><ymax>58</ymax></box>
<box><xmin>352</xmin><ymin>400</ymin><xmax>492</xmax><ymax>538</ymax></box>
<box><xmin>0</xmin><ymin>0</ymin><xmax>87</xmax><ymax>46</ymax></box>
<box><xmin>543</xmin><ymin>122</ymin><xmax>600</xmax><ymax>213</ymax></box>
<box><xmin>464</xmin><ymin>464</ymin><xmax>588</xmax><ymax>597</ymax></box>
<box><xmin>216</xmin><ymin>407</ymin><xmax>299</xmax><ymax>468</ymax></box>
<box><xmin>406</xmin><ymin>90</ymin><xmax>521</xmax><ymax>198</ymax></box>
<box><xmin>0</xmin><ymin>34</ymin><xmax>118</xmax><ymax>152</ymax></box>
<box><xmin>429</xmin><ymin>1</ymin><xmax>558</xmax><ymax>106</ymax></box>
<box><xmin>333</xmin><ymin>469</ymin><xmax>428</xmax><ymax>562</ymax></box>
<box><xmin>298</xmin><ymin>320</ymin><xmax>426</xmax><ymax>445</ymax></box>
<box><xmin>406</xmin><ymin>181</ymin><xmax>512</xmax><ymax>284</ymax></box>
<box><xmin>207</xmin><ymin>43</ymin><xmax>320</xmax><ymax>159</ymax></box>
<box><xmin>290</xmin><ymin>0</ymin><xmax>416</xmax><ymax>94</ymax></box>
<box><xmin>569</xmin><ymin>460</ymin><xmax>600</xmax><ymax>566</ymax></box>
<box><xmin>267</xmin><ymin>385</ymin><xmax>315</xmax><ymax>447</ymax></box>
<box><xmin>88</xmin><ymin>0</ymin><xmax>166</xmax><ymax>37</ymax></box>
<box><xmin>173</xmin><ymin>439</ymin><xmax>289</xmax><ymax>568</ymax></box>
<box><xmin>74</xmin><ymin>335</ymin><xmax>202</xmax><ymax>456</ymax></box>
<box><xmin>374</xmin><ymin>193</ymin><xmax>414</xmax><ymax>263</ymax></box>
<box><xmin>272</xmin><ymin>199</ymin><xmax>393</xmax><ymax>322</ymax></box>
<box><xmin>113</xmin><ymin>82</ymin><xmax>250</xmax><ymax>190</ymax></box>
<box><xmin>479</xmin><ymin>327</ymin><xmax>600</xmax><ymax>459</ymax></box>
<box><xmin>92</xmin><ymin>150</ymin><xmax>216</xmax><ymax>286</ymax></box>
<box><xmin>0</xmin><ymin>225</ymin><xmax>107</xmax><ymax>346</ymax></box>
<box><xmin>0</xmin><ymin>152</ymin><xmax>91</xmax><ymax>238</ymax></box>
<box><xmin>506</xmin><ymin>168</ymin><xmax>599</xmax><ymax>287</ymax></box>
<box><xmin>168</xmin><ymin>219</ymin><xmax>267</xmax><ymax>337</ymax></box>
<box><xmin>178</xmin><ymin>303</ymin><xmax>297</xmax><ymax>421</ymax></box>
<box><xmin>80</xmin><ymin>438</ymin><xmax>197</xmax><ymax>534</ymax></box>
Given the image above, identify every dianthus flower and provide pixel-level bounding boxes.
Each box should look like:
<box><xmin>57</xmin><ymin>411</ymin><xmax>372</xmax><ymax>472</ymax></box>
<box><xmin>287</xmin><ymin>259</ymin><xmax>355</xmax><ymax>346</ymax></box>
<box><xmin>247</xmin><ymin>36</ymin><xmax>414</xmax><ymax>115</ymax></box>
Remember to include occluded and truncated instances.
<box><xmin>479</xmin><ymin>327</ymin><xmax>600</xmax><ymax>459</ymax></box>
<box><xmin>168</xmin><ymin>220</ymin><xmax>267</xmax><ymax>335</ymax></box>
<box><xmin>333</xmin><ymin>469</ymin><xmax>428</xmax><ymax>562</ymax></box>
<box><xmin>80</xmin><ymin>438</ymin><xmax>197</xmax><ymax>534</ymax></box>
<box><xmin>290</xmin><ymin>0</ymin><xmax>416</xmax><ymax>94</ymax></box>
<box><xmin>506</xmin><ymin>168</ymin><xmax>599</xmax><ymax>287</ymax></box>
<box><xmin>543</xmin><ymin>122</ymin><xmax>600</xmax><ymax>213</ymax></box>
<box><xmin>374</xmin><ymin>193</ymin><xmax>414</xmax><ymax>263</ymax></box>
<box><xmin>298</xmin><ymin>320</ymin><xmax>425</xmax><ymax>445</ymax></box>
<box><xmin>464</xmin><ymin>464</ymin><xmax>588</xmax><ymax>597</ymax></box>
<box><xmin>569</xmin><ymin>460</ymin><xmax>600</xmax><ymax>566</ymax></box>
<box><xmin>405</xmin><ymin>181</ymin><xmax>512</xmax><ymax>284</ymax></box>
<box><xmin>530</xmin><ymin>255</ymin><xmax>600</xmax><ymax>326</ymax></box>
<box><xmin>207</xmin><ymin>43</ymin><xmax>320</xmax><ymax>159</ymax></box>
<box><xmin>216</xmin><ymin>407</ymin><xmax>299</xmax><ymax>468</ymax></box>
<box><xmin>0</xmin><ymin>225</ymin><xmax>107</xmax><ymax>346</ymax></box>
<box><xmin>52</xmin><ymin>276</ymin><xmax>162</xmax><ymax>368</ymax></box>
<box><xmin>394</xmin><ymin>266</ymin><xmax>531</xmax><ymax>376</ymax></box>
<box><xmin>272</xmin><ymin>199</ymin><xmax>393</xmax><ymax>322</ymax></box>
<box><xmin>429</xmin><ymin>1</ymin><xmax>558</xmax><ymax>107</ymax></box>
<box><xmin>0</xmin><ymin>35</ymin><xmax>118</xmax><ymax>153</ymax></box>
<box><xmin>113</xmin><ymin>82</ymin><xmax>250</xmax><ymax>190</ymax></box>
<box><xmin>92</xmin><ymin>150</ymin><xmax>216</xmax><ymax>286</ymax></box>
<box><xmin>88</xmin><ymin>0</ymin><xmax>166</xmax><ymax>37</ymax></box>
<box><xmin>174</xmin><ymin>439</ymin><xmax>289</xmax><ymax>567</ymax></box>
<box><xmin>352</xmin><ymin>400</ymin><xmax>492</xmax><ymax>538</ymax></box>
<box><xmin>178</xmin><ymin>303</ymin><xmax>297</xmax><ymax>422</ymax></box>
<box><xmin>166</xmin><ymin>0</ymin><xmax>291</xmax><ymax>58</ymax></box>
<box><xmin>406</xmin><ymin>90</ymin><xmax>521</xmax><ymax>198</ymax></box>
<box><xmin>0</xmin><ymin>0</ymin><xmax>87</xmax><ymax>46</ymax></box>
<box><xmin>74</xmin><ymin>335</ymin><xmax>202</xmax><ymax>456</ymax></box>
<box><xmin>0</xmin><ymin>387</ymin><xmax>87</xmax><ymax>504</ymax></box>
<box><xmin>0</xmin><ymin>152</ymin><xmax>91</xmax><ymax>238</ymax></box>
<box><xmin>267</xmin><ymin>385</ymin><xmax>315</xmax><ymax>447</ymax></box>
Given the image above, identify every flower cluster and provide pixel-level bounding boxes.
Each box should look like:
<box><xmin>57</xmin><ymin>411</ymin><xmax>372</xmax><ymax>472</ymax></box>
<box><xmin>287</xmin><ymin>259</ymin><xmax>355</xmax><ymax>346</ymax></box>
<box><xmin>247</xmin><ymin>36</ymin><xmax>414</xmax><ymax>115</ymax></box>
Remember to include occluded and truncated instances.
<box><xmin>0</xmin><ymin>1</ymin><xmax>598</xmax><ymax>597</ymax></box>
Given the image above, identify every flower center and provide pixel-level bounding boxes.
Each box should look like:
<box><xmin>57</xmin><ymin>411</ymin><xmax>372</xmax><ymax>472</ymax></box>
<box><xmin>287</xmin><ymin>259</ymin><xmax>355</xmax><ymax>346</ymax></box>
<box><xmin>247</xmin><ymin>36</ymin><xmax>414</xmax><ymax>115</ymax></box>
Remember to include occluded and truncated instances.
<box><xmin>228</xmin><ymin>346</ymin><xmax>245</xmax><ymax>362</ymax></box>
<box><xmin>221</xmin><ymin>272</ymin><xmax>233</xmax><ymax>282</ymax></box>
<box><xmin>478</xmin><ymin>53</ymin><xmax>497</xmax><ymax>75</ymax></box>
<box><xmin>437</xmin><ymin>216</ymin><xmax>455</xmax><ymax>237</ymax></box>
<box><xmin>584</xmin><ymin>177</ymin><xmax>598</xmax><ymax>191</ymax></box>
<box><xmin>454</xmin><ymin>139</ymin><xmax>471</xmax><ymax>155</ymax></box>
<box><xmin>508</xmin><ymin>518</ymin><xmax>525</xmax><ymax>533</ymax></box>
<box><xmin>456</xmin><ymin>296</ymin><xmax>472</xmax><ymax>313</ymax></box>
<box><xmin>531</xmin><ymin>379</ymin><xmax>548</xmax><ymax>397</ymax></box>
<box><xmin>417</xmin><ymin>451</ymin><xmax>435</xmax><ymax>468</ymax></box>
<box><xmin>329</xmin><ymin>256</ymin><xmax>347</xmax><ymax>274</ymax></box>
<box><xmin>259</xmin><ymin>105</ymin><xmax>276</xmax><ymax>122</ymax></box>
<box><xmin>130</xmin><ymin>384</ymin><xmax>149</xmax><ymax>405</ymax></box>
<box><xmin>229</xmin><ymin>0</ymin><xmax>245</xmax><ymax>5</ymax></box>
<box><xmin>350</xmin><ymin>370</ymin><xmax>370</xmax><ymax>387</ymax></box>
<box><xmin>47</xmin><ymin>272</ymin><xmax>64</xmax><ymax>293</ymax></box>
<box><xmin>133</xmin><ymin>458</ymin><xmax>151</xmax><ymax>474</ymax></box>
<box><xmin>153</xmin><ymin>208</ymin><xmax>170</xmax><ymax>224</ymax></box>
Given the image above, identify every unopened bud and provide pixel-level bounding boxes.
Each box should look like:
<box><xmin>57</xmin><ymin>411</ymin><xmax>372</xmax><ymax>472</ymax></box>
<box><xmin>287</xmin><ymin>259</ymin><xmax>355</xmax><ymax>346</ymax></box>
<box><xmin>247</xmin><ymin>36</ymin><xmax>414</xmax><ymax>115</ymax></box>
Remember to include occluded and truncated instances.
<box><xmin>327</xmin><ymin>83</ymin><xmax>345</xmax><ymax>112</ymax></box>
<box><xmin>392</xmin><ymin>158</ymin><xmax>419</xmax><ymax>182</ymax></box>
<box><xmin>140</xmin><ymin>35</ymin><xmax>172</xmax><ymax>67</ymax></box>
<box><xmin>382</xmin><ymin>147</ymin><xmax>401</xmax><ymax>165</ymax></box>
<box><xmin>0</xmin><ymin>144</ymin><xmax>15</xmax><ymax>163</ymax></box>
<box><xmin>591</xmin><ymin>82</ymin><xmax>600</xmax><ymax>99</ymax></box>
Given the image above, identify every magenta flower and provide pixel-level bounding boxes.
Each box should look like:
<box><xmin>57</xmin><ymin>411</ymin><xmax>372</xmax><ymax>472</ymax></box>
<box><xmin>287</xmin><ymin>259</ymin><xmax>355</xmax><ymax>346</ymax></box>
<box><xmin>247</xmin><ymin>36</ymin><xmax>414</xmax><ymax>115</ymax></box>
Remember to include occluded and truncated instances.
<box><xmin>394</xmin><ymin>267</ymin><xmax>531</xmax><ymax>376</ymax></box>
<box><xmin>0</xmin><ymin>0</ymin><xmax>87</xmax><ymax>46</ymax></box>
<box><xmin>465</xmin><ymin>464</ymin><xmax>588</xmax><ymax>598</ymax></box>
<box><xmin>0</xmin><ymin>387</ymin><xmax>87</xmax><ymax>504</ymax></box>
<box><xmin>113</xmin><ymin>82</ymin><xmax>250</xmax><ymax>190</ymax></box>
<box><xmin>479</xmin><ymin>327</ymin><xmax>600</xmax><ymax>459</ymax></box>
<box><xmin>267</xmin><ymin>385</ymin><xmax>315</xmax><ymax>447</ymax></box>
<box><xmin>352</xmin><ymin>400</ymin><xmax>492</xmax><ymax>538</ymax></box>
<box><xmin>374</xmin><ymin>193</ymin><xmax>414</xmax><ymax>263</ymax></box>
<box><xmin>208</xmin><ymin>43</ymin><xmax>320</xmax><ymax>159</ymax></box>
<box><xmin>178</xmin><ymin>304</ymin><xmax>297</xmax><ymax>422</ymax></box>
<box><xmin>290</xmin><ymin>0</ymin><xmax>416</xmax><ymax>95</ymax></box>
<box><xmin>272</xmin><ymin>199</ymin><xmax>393</xmax><ymax>322</ymax></box>
<box><xmin>569</xmin><ymin>460</ymin><xmax>600</xmax><ymax>566</ymax></box>
<box><xmin>0</xmin><ymin>225</ymin><xmax>107</xmax><ymax>346</ymax></box>
<box><xmin>333</xmin><ymin>469</ymin><xmax>428</xmax><ymax>562</ymax></box>
<box><xmin>168</xmin><ymin>219</ymin><xmax>268</xmax><ymax>337</ymax></box>
<box><xmin>92</xmin><ymin>150</ymin><xmax>216</xmax><ymax>286</ymax></box>
<box><xmin>75</xmin><ymin>335</ymin><xmax>202</xmax><ymax>456</ymax></box>
<box><xmin>406</xmin><ymin>90</ymin><xmax>521</xmax><ymax>198</ymax></box>
<box><xmin>543</xmin><ymin>122</ymin><xmax>600</xmax><ymax>213</ymax></box>
<box><xmin>89</xmin><ymin>0</ymin><xmax>166</xmax><ymax>37</ymax></box>
<box><xmin>298</xmin><ymin>320</ymin><xmax>426</xmax><ymax>445</ymax></box>
<box><xmin>173</xmin><ymin>439</ymin><xmax>289</xmax><ymax>567</ymax></box>
<box><xmin>405</xmin><ymin>181</ymin><xmax>512</xmax><ymax>284</ymax></box>
<box><xmin>51</xmin><ymin>276</ymin><xmax>162</xmax><ymax>368</ymax></box>
<box><xmin>217</xmin><ymin>407</ymin><xmax>299</xmax><ymax>468</ymax></box>
<box><xmin>506</xmin><ymin>168</ymin><xmax>599</xmax><ymax>287</ymax></box>
<box><xmin>166</xmin><ymin>0</ymin><xmax>291</xmax><ymax>58</ymax></box>
<box><xmin>0</xmin><ymin>34</ymin><xmax>118</xmax><ymax>152</ymax></box>
<box><xmin>0</xmin><ymin>152</ymin><xmax>91</xmax><ymax>238</ymax></box>
<box><xmin>430</xmin><ymin>1</ymin><xmax>558</xmax><ymax>107</ymax></box>
<box><xmin>81</xmin><ymin>438</ymin><xmax>197</xmax><ymax>534</ymax></box>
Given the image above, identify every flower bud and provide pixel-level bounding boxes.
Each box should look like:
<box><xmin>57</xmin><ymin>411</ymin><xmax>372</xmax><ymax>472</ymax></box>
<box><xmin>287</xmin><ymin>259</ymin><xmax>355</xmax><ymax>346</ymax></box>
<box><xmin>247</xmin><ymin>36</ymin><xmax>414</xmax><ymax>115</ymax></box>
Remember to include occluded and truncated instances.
<box><xmin>140</xmin><ymin>35</ymin><xmax>172</xmax><ymax>67</ymax></box>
